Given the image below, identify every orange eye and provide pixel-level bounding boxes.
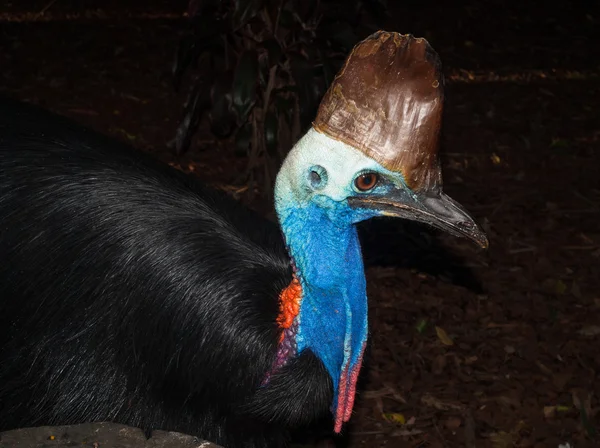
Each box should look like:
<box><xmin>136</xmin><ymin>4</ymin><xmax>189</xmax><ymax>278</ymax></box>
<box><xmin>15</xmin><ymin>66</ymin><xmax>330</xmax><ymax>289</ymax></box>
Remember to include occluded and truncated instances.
<box><xmin>354</xmin><ymin>172</ymin><xmax>379</xmax><ymax>191</ymax></box>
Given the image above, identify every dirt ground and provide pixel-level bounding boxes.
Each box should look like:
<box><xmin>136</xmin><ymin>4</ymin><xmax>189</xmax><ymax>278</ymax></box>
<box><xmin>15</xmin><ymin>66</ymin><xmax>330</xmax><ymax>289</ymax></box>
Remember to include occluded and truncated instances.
<box><xmin>1</xmin><ymin>1</ymin><xmax>599</xmax><ymax>447</ymax></box>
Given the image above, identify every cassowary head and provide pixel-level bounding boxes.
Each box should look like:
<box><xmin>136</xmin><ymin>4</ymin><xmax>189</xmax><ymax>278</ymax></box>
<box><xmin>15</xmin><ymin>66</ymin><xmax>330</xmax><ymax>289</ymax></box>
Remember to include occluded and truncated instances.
<box><xmin>274</xmin><ymin>31</ymin><xmax>487</xmax><ymax>432</ymax></box>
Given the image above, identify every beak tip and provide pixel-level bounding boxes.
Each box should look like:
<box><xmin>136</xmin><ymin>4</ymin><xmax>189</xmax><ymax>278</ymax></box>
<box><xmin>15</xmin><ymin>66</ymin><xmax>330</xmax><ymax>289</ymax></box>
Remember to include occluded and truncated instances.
<box><xmin>466</xmin><ymin>225</ymin><xmax>489</xmax><ymax>250</ymax></box>
<box><xmin>454</xmin><ymin>220</ymin><xmax>488</xmax><ymax>249</ymax></box>
<box><xmin>478</xmin><ymin>238</ymin><xmax>490</xmax><ymax>250</ymax></box>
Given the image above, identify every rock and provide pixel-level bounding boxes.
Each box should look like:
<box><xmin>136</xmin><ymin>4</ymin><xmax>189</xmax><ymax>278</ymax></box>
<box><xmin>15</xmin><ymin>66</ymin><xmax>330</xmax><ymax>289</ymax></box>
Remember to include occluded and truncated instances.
<box><xmin>0</xmin><ymin>422</ymin><xmax>222</xmax><ymax>448</ymax></box>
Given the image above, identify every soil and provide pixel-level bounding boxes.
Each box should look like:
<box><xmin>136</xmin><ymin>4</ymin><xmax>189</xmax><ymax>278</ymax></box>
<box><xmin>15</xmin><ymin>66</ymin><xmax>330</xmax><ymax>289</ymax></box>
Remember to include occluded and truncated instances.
<box><xmin>1</xmin><ymin>1</ymin><xmax>599</xmax><ymax>447</ymax></box>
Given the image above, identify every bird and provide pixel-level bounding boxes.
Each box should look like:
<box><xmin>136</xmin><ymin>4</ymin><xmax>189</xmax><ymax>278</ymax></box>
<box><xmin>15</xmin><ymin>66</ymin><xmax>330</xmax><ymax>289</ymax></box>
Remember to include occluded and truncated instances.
<box><xmin>0</xmin><ymin>31</ymin><xmax>487</xmax><ymax>448</ymax></box>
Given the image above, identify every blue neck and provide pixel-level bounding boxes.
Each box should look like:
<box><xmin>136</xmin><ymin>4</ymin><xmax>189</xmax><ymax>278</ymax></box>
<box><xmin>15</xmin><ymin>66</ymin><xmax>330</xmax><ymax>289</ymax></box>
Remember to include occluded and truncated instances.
<box><xmin>277</xmin><ymin>199</ymin><xmax>368</xmax><ymax>413</ymax></box>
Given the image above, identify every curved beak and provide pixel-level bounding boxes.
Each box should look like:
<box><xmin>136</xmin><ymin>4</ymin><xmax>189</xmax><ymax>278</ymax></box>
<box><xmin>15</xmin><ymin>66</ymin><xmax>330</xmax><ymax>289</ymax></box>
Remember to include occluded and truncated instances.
<box><xmin>349</xmin><ymin>188</ymin><xmax>489</xmax><ymax>249</ymax></box>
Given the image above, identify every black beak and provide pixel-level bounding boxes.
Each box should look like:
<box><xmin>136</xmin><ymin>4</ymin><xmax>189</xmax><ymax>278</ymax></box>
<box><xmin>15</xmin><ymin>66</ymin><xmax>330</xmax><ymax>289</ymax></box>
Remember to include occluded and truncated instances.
<box><xmin>349</xmin><ymin>188</ymin><xmax>488</xmax><ymax>249</ymax></box>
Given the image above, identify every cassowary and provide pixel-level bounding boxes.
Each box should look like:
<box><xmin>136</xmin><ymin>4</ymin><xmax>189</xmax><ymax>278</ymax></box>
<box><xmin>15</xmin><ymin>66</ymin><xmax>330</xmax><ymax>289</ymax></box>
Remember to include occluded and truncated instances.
<box><xmin>0</xmin><ymin>32</ymin><xmax>487</xmax><ymax>447</ymax></box>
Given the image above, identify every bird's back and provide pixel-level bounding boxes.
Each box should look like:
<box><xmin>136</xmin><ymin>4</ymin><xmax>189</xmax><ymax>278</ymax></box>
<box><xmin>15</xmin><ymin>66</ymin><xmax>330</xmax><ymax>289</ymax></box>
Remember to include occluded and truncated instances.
<box><xmin>0</xmin><ymin>97</ymin><xmax>332</xmax><ymax>448</ymax></box>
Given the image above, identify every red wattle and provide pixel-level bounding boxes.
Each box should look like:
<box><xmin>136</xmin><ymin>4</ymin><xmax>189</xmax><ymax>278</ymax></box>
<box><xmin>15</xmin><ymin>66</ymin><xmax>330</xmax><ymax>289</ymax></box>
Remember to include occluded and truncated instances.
<box><xmin>333</xmin><ymin>343</ymin><xmax>366</xmax><ymax>433</ymax></box>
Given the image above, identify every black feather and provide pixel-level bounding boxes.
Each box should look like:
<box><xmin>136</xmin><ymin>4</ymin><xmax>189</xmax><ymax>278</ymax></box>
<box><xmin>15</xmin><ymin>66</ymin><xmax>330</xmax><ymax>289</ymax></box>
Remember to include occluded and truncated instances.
<box><xmin>0</xmin><ymin>97</ymin><xmax>333</xmax><ymax>448</ymax></box>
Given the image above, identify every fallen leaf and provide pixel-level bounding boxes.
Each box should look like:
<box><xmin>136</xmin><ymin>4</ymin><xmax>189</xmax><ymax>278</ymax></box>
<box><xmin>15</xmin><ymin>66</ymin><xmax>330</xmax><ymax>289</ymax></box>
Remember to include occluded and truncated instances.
<box><xmin>362</xmin><ymin>388</ymin><xmax>392</xmax><ymax>400</ymax></box>
<box><xmin>421</xmin><ymin>393</ymin><xmax>464</xmax><ymax>411</ymax></box>
<box><xmin>543</xmin><ymin>406</ymin><xmax>556</xmax><ymax>419</ymax></box>
<box><xmin>490</xmin><ymin>431</ymin><xmax>513</xmax><ymax>448</ymax></box>
<box><xmin>432</xmin><ymin>354</ymin><xmax>447</xmax><ymax>374</ymax></box>
<box><xmin>416</xmin><ymin>318</ymin><xmax>428</xmax><ymax>334</ymax></box>
<box><xmin>579</xmin><ymin>325</ymin><xmax>600</xmax><ymax>336</ymax></box>
<box><xmin>390</xmin><ymin>428</ymin><xmax>424</xmax><ymax>437</ymax></box>
<box><xmin>571</xmin><ymin>281</ymin><xmax>582</xmax><ymax>299</ymax></box>
<box><xmin>464</xmin><ymin>410</ymin><xmax>476</xmax><ymax>448</ymax></box>
<box><xmin>382</xmin><ymin>382</ymin><xmax>408</xmax><ymax>403</ymax></box>
<box><xmin>536</xmin><ymin>361</ymin><xmax>554</xmax><ymax>376</ymax></box>
<box><xmin>435</xmin><ymin>326</ymin><xmax>454</xmax><ymax>346</ymax></box>
<box><xmin>552</xmin><ymin>372</ymin><xmax>572</xmax><ymax>390</ymax></box>
<box><xmin>555</xmin><ymin>279</ymin><xmax>567</xmax><ymax>295</ymax></box>
<box><xmin>571</xmin><ymin>389</ymin><xmax>597</xmax><ymax>438</ymax></box>
<box><xmin>465</xmin><ymin>355</ymin><xmax>478</xmax><ymax>365</ymax></box>
<box><xmin>383</xmin><ymin>412</ymin><xmax>406</xmax><ymax>425</ymax></box>
<box><xmin>444</xmin><ymin>416</ymin><xmax>462</xmax><ymax>429</ymax></box>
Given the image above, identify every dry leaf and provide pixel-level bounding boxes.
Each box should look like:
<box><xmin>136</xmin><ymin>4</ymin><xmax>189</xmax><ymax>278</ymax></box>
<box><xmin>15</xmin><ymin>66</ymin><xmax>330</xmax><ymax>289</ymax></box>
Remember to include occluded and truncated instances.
<box><xmin>571</xmin><ymin>389</ymin><xmax>593</xmax><ymax>416</ymax></box>
<box><xmin>444</xmin><ymin>416</ymin><xmax>462</xmax><ymax>429</ymax></box>
<box><xmin>579</xmin><ymin>325</ymin><xmax>600</xmax><ymax>336</ymax></box>
<box><xmin>490</xmin><ymin>431</ymin><xmax>513</xmax><ymax>448</ymax></box>
<box><xmin>432</xmin><ymin>354</ymin><xmax>447</xmax><ymax>374</ymax></box>
<box><xmin>543</xmin><ymin>406</ymin><xmax>556</xmax><ymax>419</ymax></box>
<box><xmin>362</xmin><ymin>388</ymin><xmax>392</xmax><ymax>400</ymax></box>
<box><xmin>382</xmin><ymin>382</ymin><xmax>408</xmax><ymax>403</ymax></box>
<box><xmin>465</xmin><ymin>355</ymin><xmax>478</xmax><ymax>365</ymax></box>
<box><xmin>435</xmin><ymin>326</ymin><xmax>454</xmax><ymax>346</ymax></box>
<box><xmin>383</xmin><ymin>412</ymin><xmax>406</xmax><ymax>425</ymax></box>
<box><xmin>552</xmin><ymin>372</ymin><xmax>572</xmax><ymax>390</ymax></box>
<box><xmin>421</xmin><ymin>393</ymin><xmax>464</xmax><ymax>411</ymax></box>
<box><xmin>390</xmin><ymin>428</ymin><xmax>424</xmax><ymax>437</ymax></box>
<box><xmin>571</xmin><ymin>281</ymin><xmax>582</xmax><ymax>299</ymax></box>
<box><xmin>572</xmin><ymin>388</ymin><xmax>597</xmax><ymax>437</ymax></box>
<box><xmin>555</xmin><ymin>279</ymin><xmax>567</xmax><ymax>295</ymax></box>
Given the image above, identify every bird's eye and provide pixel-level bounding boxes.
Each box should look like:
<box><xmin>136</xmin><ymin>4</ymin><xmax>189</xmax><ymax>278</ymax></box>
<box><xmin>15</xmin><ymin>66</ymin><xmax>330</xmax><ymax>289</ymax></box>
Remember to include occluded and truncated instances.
<box><xmin>354</xmin><ymin>172</ymin><xmax>379</xmax><ymax>192</ymax></box>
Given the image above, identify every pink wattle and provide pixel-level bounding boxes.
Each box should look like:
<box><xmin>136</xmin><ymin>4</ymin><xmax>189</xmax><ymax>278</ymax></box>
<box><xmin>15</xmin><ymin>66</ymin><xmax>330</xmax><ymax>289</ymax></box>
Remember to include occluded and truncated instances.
<box><xmin>333</xmin><ymin>343</ymin><xmax>366</xmax><ymax>433</ymax></box>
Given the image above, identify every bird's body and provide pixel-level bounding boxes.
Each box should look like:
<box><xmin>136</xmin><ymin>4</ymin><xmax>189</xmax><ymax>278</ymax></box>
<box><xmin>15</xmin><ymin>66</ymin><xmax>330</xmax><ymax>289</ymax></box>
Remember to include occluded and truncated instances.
<box><xmin>0</xmin><ymin>97</ymin><xmax>332</xmax><ymax>447</ymax></box>
<box><xmin>0</xmin><ymin>32</ymin><xmax>487</xmax><ymax>448</ymax></box>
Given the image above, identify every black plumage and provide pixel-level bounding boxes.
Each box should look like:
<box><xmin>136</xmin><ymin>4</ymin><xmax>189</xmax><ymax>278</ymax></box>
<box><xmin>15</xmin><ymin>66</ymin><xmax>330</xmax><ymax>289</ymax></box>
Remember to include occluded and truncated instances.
<box><xmin>0</xmin><ymin>97</ymin><xmax>332</xmax><ymax>448</ymax></box>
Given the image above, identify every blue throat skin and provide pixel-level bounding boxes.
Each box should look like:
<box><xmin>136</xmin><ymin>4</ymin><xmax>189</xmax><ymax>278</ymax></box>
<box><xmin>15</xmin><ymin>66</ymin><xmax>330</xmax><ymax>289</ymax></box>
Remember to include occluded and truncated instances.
<box><xmin>276</xmin><ymin>196</ymin><xmax>374</xmax><ymax>429</ymax></box>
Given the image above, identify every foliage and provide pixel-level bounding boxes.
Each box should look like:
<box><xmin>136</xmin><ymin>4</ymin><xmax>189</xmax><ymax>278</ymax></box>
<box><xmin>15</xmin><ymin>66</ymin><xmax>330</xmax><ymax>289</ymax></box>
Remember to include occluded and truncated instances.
<box><xmin>171</xmin><ymin>0</ymin><xmax>388</xmax><ymax>197</ymax></box>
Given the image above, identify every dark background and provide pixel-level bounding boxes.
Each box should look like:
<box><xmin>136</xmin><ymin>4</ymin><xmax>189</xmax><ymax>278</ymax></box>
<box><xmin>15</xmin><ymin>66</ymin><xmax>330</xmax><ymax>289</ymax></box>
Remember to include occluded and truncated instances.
<box><xmin>1</xmin><ymin>1</ymin><xmax>599</xmax><ymax>447</ymax></box>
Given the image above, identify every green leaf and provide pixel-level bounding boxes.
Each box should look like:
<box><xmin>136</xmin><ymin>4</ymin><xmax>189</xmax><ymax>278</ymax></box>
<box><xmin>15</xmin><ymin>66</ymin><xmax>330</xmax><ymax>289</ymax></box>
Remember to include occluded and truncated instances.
<box><xmin>291</xmin><ymin>0</ymin><xmax>318</xmax><ymax>22</ymax></box>
<box><xmin>172</xmin><ymin>15</ymin><xmax>224</xmax><ymax>90</ymax></box>
<box><xmin>278</xmin><ymin>9</ymin><xmax>295</xmax><ymax>28</ymax></box>
<box><xmin>209</xmin><ymin>72</ymin><xmax>236</xmax><ymax>137</ymax></box>
<box><xmin>232</xmin><ymin>50</ymin><xmax>259</xmax><ymax>123</ymax></box>
<box><xmin>359</xmin><ymin>0</ymin><xmax>391</xmax><ymax>27</ymax></box>
<box><xmin>274</xmin><ymin>93</ymin><xmax>295</xmax><ymax>125</ymax></box>
<box><xmin>172</xmin><ymin>74</ymin><xmax>212</xmax><ymax>154</ymax></box>
<box><xmin>232</xmin><ymin>0</ymin><xmax>265</xmax><ymax>30</ymax></box>
<box><xmin>265</xmin><ymin>109</ymin><xmax>279</xmax><ymax>156</ymax></box>
<box><xmin>258</xmin><ymin>39</ymin><xmax>280</xmax><ymax>88</ymax></box>
<box><xmin>235</xmin><ymin>122</ymin><xmax>253</xmax><ymax>156</ymax></box>
<box><xmin>310</xmin><ymin>65</ymin><xmax>327</xmax><ymax>104</ymax></box>
<box><xmin>258</xmin><ymin>53</ymin><xmax>270</xmax><ymax>89</ymax></box>
<box><xmin>322</xmin><ymin>21</ymin><xmax>359</xmax><ymax>50</ymax></box>
<box><xmin>289</xmin><ymin>53</ymin><xmax>316</xmax><ymax>129</ymax></box>
<box><xmin>317</xmin><ymin>48</ymin><xmax>335</xmax><ymax>89</ymax></box>
<box><xmin>187</xmin><ymin>0</ymin><xmax>222</xmax><ymax>17</ymax></box>
<box><xmin>172</xmin><ymin>33</ymin><xmax>198</xmax><ymax>89</ymax></box>
<box><xmin>263</xmin><ymin>38</ymin><xmax>282</xmax><ymax>67</ymax></box>
<box><xmin>319</xmin><ymin>0</ymin><xmax>354</xmax><ymax>23</ymax></box>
